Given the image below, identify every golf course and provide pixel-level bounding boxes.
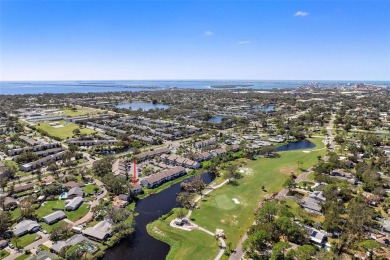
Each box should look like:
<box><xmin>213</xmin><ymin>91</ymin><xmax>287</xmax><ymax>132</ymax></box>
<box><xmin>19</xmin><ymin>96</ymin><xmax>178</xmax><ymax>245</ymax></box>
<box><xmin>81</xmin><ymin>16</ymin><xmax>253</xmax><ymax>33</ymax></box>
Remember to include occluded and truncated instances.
<box><xmin>148</xmin><ymin>138</ymin><xmax>326</xmax><ymax>260</ymax></box>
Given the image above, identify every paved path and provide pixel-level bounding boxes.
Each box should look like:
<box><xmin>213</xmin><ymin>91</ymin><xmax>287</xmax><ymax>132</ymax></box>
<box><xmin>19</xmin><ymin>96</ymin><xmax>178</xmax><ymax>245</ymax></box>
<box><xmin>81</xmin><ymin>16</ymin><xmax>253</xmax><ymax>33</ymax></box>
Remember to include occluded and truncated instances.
<box><xmin>326</xmin><ymin>114</ymin><xmax>336</xmax><ymax>151</ymax></box>
<box><xmin>169</xmin><ymin>179</ymin><xmax>229</xmax><ymax>260</ymax></box>
<box><xmin>4</xmin><ymin>232</ymin><xmax>49</xmax><ymax>260</ymax></box>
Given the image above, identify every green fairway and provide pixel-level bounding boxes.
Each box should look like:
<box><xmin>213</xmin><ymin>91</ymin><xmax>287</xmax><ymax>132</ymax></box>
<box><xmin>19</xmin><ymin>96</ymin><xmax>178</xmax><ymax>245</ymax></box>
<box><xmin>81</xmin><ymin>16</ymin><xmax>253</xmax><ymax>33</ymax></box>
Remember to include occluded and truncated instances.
<box><xmin>214</xmin><ymin>194</ymin><xmax>237</xmax><ymax>210</ymax></box>
<box><xmin>36</xmin><ymin>120</ymin><xmax>96</xmax><ymax>140</ymax></box>
<box><xmin>11</xmin><ymin>233</ymin><xmax>39</xmax><ymax>248</ymax></box>
<box><xmin>163</xmin><ymin>137</ymin><xmax>326</xmax><ymax>259</ymax></box>
<box><xmin>61</xmin><ymin>106</ymin><xmax>104</xmax><ymax>117</ymax></box>
<box><xmin>148</xmin><ymin>211</ymin><xmax>220</xmax><ymax>260</ymax></box>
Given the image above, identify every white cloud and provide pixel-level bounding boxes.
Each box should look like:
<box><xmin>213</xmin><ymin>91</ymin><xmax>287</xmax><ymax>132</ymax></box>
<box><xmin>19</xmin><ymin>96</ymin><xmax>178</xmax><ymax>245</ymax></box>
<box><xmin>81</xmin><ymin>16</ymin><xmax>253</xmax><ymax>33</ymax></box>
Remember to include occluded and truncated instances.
<box><xmin>238</xmin><ymin>41</ymin><xmax>251</xmax><ymax>44</ymax></box>
<box><xmin>204</xmin><ymin>30</ymin><xmax>214</xmax><ymax>36</ymax></box>
<box><xmin>294</xmin><ymin>11</ymin><xmax>309</xmax><ymax>17</ymax></box>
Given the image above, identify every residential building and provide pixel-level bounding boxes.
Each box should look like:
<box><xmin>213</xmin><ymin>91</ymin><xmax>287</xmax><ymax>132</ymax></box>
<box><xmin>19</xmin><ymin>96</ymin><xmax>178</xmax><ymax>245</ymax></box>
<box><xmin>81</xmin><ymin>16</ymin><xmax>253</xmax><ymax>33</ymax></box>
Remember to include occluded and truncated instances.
<box><xmin>42</xmin><ymin>211</ymin><xmax>66</xmax><ymax>224</ymax></box>
<box><xmin>65</xmin><ymin>197</ymin><xmax>83</xmax><ymax>211</ymax></box>
<box><xmin>13</xmin><ymin>220</ymin><xmax>40</xmax><ymax>236</ymax></box>
<box><xmin>83</xmin><ymin>220</ymin><xmax>112</xmax><ymax>241</ymax></box>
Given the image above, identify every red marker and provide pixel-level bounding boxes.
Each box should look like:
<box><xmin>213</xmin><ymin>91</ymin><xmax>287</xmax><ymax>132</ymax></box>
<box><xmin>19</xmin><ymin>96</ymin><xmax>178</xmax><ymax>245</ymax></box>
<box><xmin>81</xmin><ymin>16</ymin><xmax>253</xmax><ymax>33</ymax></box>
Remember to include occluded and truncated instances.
<box><xmin>133</xmin><ymin>160</ymin><xmax>137</xmax><ymax>184</ymax></box>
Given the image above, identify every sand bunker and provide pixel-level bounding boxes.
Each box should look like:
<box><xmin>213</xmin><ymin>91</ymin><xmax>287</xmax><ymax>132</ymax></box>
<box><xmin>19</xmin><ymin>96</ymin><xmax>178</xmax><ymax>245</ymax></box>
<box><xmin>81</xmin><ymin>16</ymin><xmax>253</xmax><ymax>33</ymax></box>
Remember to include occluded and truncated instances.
<box><xmin>232</xmin><ymin>198</ymin><xmax>240</xmax><ymax>204</ymax></box>
<box><xmin>52</xmin><ymin>125</ymin><xmax>64</xmax><ymax>128</ymax></box>
<box><xmin>303</xmin><ymin>150</ymin><xmax>310</xmax><ymax>153</ymax></box>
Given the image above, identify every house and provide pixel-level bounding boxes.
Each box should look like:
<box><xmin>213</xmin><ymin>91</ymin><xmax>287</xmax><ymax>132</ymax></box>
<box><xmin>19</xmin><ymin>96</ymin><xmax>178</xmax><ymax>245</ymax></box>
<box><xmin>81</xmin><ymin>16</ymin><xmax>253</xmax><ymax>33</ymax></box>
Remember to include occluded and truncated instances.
<box><xmin>13</xmin><ymin>219</ymin><xmax>40</xmax><ymax>236</ymax></box>
<box><xmin>42</xmin><ymin>211</ymin><xmax>66</xmax><ymax>224</ymax></box>
<box><xmin>141</xmin><ymin>167</ymin><xmax>186</xmax><ymax>188</ymax></box>
<box><xmin>14</xmin><ymin>183</ymin><xmax>34</xmax><ymax>193</ymax></box>
<box><xmin>65</xmin><ymin>197</ymin><xmax>83</xmax><ymax>211</ymax></box>
<box><xmin>130</xmin><ymin>183</ymin><xmax>142</xmax><ymax>194</ymax></box>
<box><xmin>193</xmin><ymin>152</ymin><xmax>213</xmax><ymax>162</ymax></box>
<box><xmin>67</xmin><ymin>186</ymin><xmax>84</xmax><ymax>199</ymax></box>
<box><xmin>211</xmin><ymin>148</ymin><xmax>227</xmax><ymax>157</ymax></box>
<box><xmin>50</xmin><ymin>234</ymin><xmax>87</xmax><ymax>254</ymax></box>
<box><xmin>20</xmin><ymin>151</ymin><xmax>66</xmax><ymax>171</ymax></box>
<box><xmin>112</xmin><ymin>159</ymin><xmax>127</xmax><ymax>178</ymax></box>
<box><xmin>194</xmin><ymin>138</ymin><xmax>216</xmax><ymax>148</ymax></box>
<box><xmin>4</xmin><ymin>197</ymin><xmax>18</xmax><ymax>209</ymax></box>
<box><xmin>26</xmin><ymin>250</ymin><xmax>57</xmax><ymax>260</ymax></box>
<box><xmin>113</xmin><ymin>195</ymin><xmax>129</xmax><ymax>208</ymax></box>
<box><xmin>0</xmin><ymin>240</ymin><xmax>8</xmax><ymax>249</ymax></box>
<box><xmin>83</xmin><ymin>220</ymin><xmax>112</xmax><ymax>241</ymax></box>
<box><xmin>308</xmin><ymin>228</ymin><xmax>328</xmax><ymax>246</ymax></box>
<box><xmin>300</xmin><ymin>197</ymin><xmax>322</xmax><ymax>214</ymax></box>
<box><xmin>63</xmin><ymin>181</ymin><xmax>85</xmax><ymax>189</ymax></box>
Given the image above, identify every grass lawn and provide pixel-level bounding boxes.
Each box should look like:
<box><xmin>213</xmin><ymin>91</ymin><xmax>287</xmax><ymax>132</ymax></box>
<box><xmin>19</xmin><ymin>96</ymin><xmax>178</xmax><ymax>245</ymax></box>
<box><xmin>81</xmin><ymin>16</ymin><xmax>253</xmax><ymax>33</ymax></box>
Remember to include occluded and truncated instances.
<box><xmin>36</xmin><ymin>120</ymin><xmax>96</xmax><ymax>140</ymax></box>
<box><xmin>148</xmin><ymin>210</ymin><xmax>220</xmax><ymax>260</ymax></box>
<box><xmin>10</xmin><ymin>208</ymin><xmax>22</xmax><ymax>221</ymax></box>
<box><xmin>185</xmin><ymin>137</ymin><xmax>326</xmax><ymax>258</ymax></box>
<box><xmin>0</xmin><ymin>250</ymin><xmax>10</xmax><ymax>260</ymax></box>
<box><xmin>65</xmin><ymin>204</ymin><xmax>89</xmax><ymax>221</ymax></box>
<box><xmin>36</xmin><ymin>200</ymin><xmax>66</xmax><ymax>218</ymax></box>
<box><xmin>11</xmin><ymin>233</ymin><xmax>39</xmax><ymax>248</ymax></box>
<box><xmin>14</xmin><ymin>254</ymin><xmax>30</xmax><ymax>260</ymax></box>
<box><xmin>40</xmin><ymin>220</ymin><xmax>67</xmax><ymax>233</ymax></box>
<box><xmin>15</xmin><ymin>254</ymin><xmax>31</xmax><ymax>260</ymax></box>
<box><xmin>36</xmin><ymin>200</ymin><xmax>89</xmax><ymax>222</ymax></box>
<box><xmin>83</xmin><ymin>184</ymin><xmax>101</xmax><ymax>194</ymax></box>
<box><xmin>61</xmin><ymin>106</ymin><xmax>104</xmax><ymax>117</ymax></box>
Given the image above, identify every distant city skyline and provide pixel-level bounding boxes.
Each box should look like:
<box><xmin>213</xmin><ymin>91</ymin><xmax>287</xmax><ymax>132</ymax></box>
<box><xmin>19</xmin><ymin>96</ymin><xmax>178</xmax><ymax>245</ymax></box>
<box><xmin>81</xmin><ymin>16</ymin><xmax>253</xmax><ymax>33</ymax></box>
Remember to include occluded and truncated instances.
<box><xmin>1</xmin><ymin>1</ymin><xmax>389</xmax><ymax>81</ymax></box>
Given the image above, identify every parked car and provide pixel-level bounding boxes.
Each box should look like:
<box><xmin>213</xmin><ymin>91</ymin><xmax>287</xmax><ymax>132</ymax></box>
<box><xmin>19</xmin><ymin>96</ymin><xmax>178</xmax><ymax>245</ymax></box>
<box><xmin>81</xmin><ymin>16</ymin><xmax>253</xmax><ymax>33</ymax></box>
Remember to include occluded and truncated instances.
<box><xmin>9</xmin><ymin>243</ymin><xmax>14</xmax><ymax>249</ymax></box>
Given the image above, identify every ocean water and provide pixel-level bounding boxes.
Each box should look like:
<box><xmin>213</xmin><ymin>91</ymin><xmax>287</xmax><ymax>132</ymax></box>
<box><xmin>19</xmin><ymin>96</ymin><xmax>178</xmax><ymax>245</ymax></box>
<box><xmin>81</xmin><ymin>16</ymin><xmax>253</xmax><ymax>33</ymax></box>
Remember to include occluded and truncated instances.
<box><xmin>0</xmin><ymin>80</ymin><xmax>389</xmax><ymax>95</ymax></box>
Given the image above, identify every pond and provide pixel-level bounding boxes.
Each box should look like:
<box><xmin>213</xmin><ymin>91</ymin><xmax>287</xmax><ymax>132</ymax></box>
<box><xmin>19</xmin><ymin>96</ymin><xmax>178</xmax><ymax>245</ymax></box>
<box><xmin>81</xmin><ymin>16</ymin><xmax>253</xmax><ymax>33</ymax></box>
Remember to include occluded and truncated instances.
<box><xmin>275</xmin><ymin>139</ymin><xmax>316</xmax><ymax>152</ymax></box>
<box><xmin>104</xmin><ymin>172</ymin><xmax>215</xmax><ymax>260</ymax></box>
<box><xmin>208</xmin><ymin>115</ymin><xmax>226</xmax><ymax>123</ymax></box>
<box><xmin>256</xmin><ymin>105</ymin><xmax>275</xmax><ymax>112</ymax></box>
<box><xmin>116</xmin><ymin>102</ymin><xmax>170</xmax><ymax>111</ymax></box>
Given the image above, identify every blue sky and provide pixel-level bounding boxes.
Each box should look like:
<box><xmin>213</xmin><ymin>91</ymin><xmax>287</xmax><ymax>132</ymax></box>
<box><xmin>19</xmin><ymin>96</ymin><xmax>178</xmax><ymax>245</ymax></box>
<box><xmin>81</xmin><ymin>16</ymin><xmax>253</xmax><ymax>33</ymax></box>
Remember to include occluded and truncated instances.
<box><xmin>1</xmin><ymin>0</ymin><xmax>389</xmax><ymax>81</ymax></box>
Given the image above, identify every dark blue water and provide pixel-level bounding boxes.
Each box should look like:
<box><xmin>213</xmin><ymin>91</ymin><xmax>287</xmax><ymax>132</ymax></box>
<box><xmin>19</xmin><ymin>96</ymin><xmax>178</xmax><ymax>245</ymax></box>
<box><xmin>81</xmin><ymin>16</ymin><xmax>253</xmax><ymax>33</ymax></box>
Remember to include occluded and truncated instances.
<box><xmin>104</xmin><ymin>172</ymin><xmax>215</xmax><ymax>260</ymax></box>
<box><xmin>275</xmin><ymin>139</ymin><xmax>316</xmax><ymax>152</ymax></box>
<box><xmin>208</xmin><ymin>115</ymin><xmax>225</xmax><ymax>123</ymax></box>
<box><xmin>2</xmin><ymin>80</ymin><xmax>388</xmax><ymax>95</ymax></box>
<box><xmin>116</xmin><ymin>102</ymin><xmax>170</xmax><ymax>111</ymax></box>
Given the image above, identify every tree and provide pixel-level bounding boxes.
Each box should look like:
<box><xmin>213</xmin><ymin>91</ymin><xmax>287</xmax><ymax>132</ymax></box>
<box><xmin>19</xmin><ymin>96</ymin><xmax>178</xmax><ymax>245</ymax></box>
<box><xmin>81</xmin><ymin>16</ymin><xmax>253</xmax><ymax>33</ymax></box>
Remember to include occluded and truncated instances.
<box><xmin>176</xmin><ymin>192</ymin><xmax>193</xmax><ymax>208</ymax></box>
<box><xmin>0</xmin><ymin>211</ymin><xmax>12</xmax><ymax>236</ymax></box>
<box><xmin>271</xmin><ymin>241</ymin><xmax>291</xmax><ymax>260</ymax></box>
<box><xmin>283</xmin><ymin>178</ymin><xmax>295</xmax><ymax>191</ymax></box>
<box><xmin>297</xmin><ymin>160</ymin><xmax>303</xmax><ymax>170</ymax></box>
<box><xmin>72</xmin><ymin>128</ymin><xmax>81</xmax><ymax>136</ymax></box>
<box><xmin>358</xmin><ymin>240</ymin><xmax>380</xmax><ymax>259</ymax></box>
<box><xmin>50</xmin><ymin>223</ymin><xmax>73</xmax><ymax>241</ymax></box>
<box><xmin>191</xmin><ymin>175</ymin><xmax>205</xmax><ymax>196</ymax></box>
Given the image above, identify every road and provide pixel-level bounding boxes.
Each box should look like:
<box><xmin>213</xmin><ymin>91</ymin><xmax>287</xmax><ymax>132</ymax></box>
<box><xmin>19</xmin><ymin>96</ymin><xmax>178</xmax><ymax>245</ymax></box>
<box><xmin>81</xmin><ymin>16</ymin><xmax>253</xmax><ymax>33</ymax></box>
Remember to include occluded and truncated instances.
<box><xmin>74</xmin><ymin>178</ymin><xmax>107</xmax><ymax>225</ymax></box>
<box><xmin>326</xmin><ymin>114</ymin><xmax>336</xmax><ymax>151</ymax></box>
<box><xmin>4</xmin><ymin>232</ymin><xmax>49</xmax><ymax>260</ymax></box>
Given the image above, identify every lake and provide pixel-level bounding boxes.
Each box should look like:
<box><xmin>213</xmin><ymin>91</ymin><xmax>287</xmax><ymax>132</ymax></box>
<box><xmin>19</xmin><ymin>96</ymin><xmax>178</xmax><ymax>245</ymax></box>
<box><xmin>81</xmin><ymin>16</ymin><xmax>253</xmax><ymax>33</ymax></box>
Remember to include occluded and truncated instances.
<box><xmin>275</xmin><ymin>139</ymin><xmax>316</xmax><ymax>152</ymax></box>
<box><xmin>104</xmin><ymin>172</ymin><xmax>215</xmax><ymax>260</ymax></box>
<box><xmin>208</xmin><ymin>115</ymin><xmax>226</xmax><ymax>123</ymax></box>
<box><xmin>116</xmin><ymin>102</ymin><xmax>170</xmax><ymax>111</ymax></box>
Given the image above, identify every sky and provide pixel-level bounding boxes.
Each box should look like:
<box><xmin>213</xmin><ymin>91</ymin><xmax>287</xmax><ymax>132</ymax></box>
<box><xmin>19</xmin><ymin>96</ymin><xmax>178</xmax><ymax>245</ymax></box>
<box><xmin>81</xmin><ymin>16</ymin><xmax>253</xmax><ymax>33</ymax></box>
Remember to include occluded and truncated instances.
<box><xmin>0</xmin><ymin>0</ymin><xmax>389</xmax><ymax>81</ymax></box>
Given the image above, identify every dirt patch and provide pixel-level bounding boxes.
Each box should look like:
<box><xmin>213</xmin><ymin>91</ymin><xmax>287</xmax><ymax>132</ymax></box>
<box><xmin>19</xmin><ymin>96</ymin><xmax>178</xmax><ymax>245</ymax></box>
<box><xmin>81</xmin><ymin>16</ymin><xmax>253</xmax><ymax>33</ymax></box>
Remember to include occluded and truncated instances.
<box><xmin>239</xmin><ymin>167</ymin><xmax>253</xmax><ymax>176</ymax></box>
<box><xmin>279</xmin><ymin>165</ymin><xmax>298</xmax><ymax>175</ymax></box>
<box><xmin>153</xmin><ymin>226</ymin><xmax>165</xmax><ymax>237</ymax></box>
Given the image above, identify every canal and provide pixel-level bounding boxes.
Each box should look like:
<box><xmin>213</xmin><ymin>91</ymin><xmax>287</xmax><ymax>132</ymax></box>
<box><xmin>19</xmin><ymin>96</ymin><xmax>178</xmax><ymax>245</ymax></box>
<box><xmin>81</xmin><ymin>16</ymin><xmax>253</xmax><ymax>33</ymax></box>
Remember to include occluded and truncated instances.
<box><xmin>104</xmin><ymin>173</ymin><xmax>215</xmax><ymax>260</ymax></box>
